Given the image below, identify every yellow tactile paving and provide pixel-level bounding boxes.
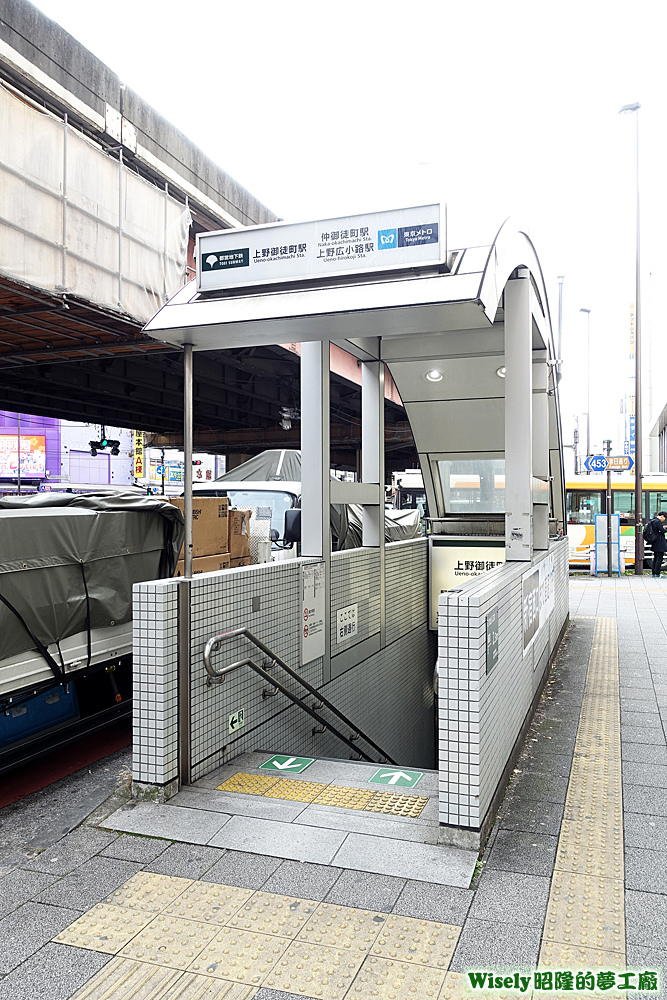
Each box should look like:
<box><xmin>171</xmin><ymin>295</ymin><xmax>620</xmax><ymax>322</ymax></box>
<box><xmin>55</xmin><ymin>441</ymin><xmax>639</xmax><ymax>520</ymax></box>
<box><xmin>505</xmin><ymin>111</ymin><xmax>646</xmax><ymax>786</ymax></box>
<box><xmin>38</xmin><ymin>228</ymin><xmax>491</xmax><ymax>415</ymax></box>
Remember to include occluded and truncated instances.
<box><xmin>440</xmin><ymin>970</ymin><xmax>517</xmax><ymax>1000</ymax></box>
<box><xmin>351</xmin><ymin>955</ymin><xmax>445</xmax><ymax>997</ymax></box>
<box><xmin>297</xmin><ymin>902</ymin><xmax>387</xmax><ymax>954</ymax></box>
<box><xmin>120</xmin><ymin>913</ymin><xmax>218</xmax><ymax>970</ymax></box>
<box><xmin>67</xmin><ymin>956</ymin><xmax>258</xmax><ymax>999</ymax></box>
<box><xmin>163</xmin><ymin>883</ymin><xmax>253</xmax><ymax>926</ymax></box>
<box><xmin>214</xmin><ymin>773</ymin><xmax>430</xmax><ymax>817</ymax></box>
<box><xmin>188</xmin><ymin>927</ymin><xmax>289</xmax><ymax>984</ymax></box>
<box><xmin>55</xmin><ymin>875</ymin><xmax>461</xmax><ymax>997</ymax></box>
<box><xmin>543</xmin><ymin>870</ymin><xmax>624</xmax><ymax>954</ymax></box>
<box><xmin>538</xmin><ymin>616</ymin><xmax>626</xmax><ymax>973</ymax></box>
<box><xmin>311</xmin><ymin>785</ymin><xmax>375</xmax><ymax>810</ymax></box>
<box><xmin>366</xmin><ymin>791</ymin><xmax>429</xmax><ymax>817</ymax></box>
<box><xmin>263</xmin><ymin>940</ymin><xmax>364</xmax><ymax>999</ymax></box>
<box><xmin>370</xmin><ymin>915</ymin><xmax>460</xmax><ymax>969</ymax></box>
<box><xmin>105</xmin><ymin>872</ymin><xmax>192</xmax><ymax>914</ymax></box>
<box><xmin>227</xmin><ymin>891</ymin><xmax>318</xmax><ymax>936</ymax></box>
<box><xmin>214</xmin><ymin>773</ymin><xmax>279</xmax><ymax>796</ymax></box>
<box><xmin>67</xmin><ymin>957</ymin><xmax>182</xmax><ymax>999</ymax></box>
<box><xmin>263</xmin><ymin>778</ymin><xmax>329</xmax><ymax>802</ymax></box>
<box><xmin>54</xmin><ymin>902</ymin><xmax>153</xmax><ymax>953</ymax></box>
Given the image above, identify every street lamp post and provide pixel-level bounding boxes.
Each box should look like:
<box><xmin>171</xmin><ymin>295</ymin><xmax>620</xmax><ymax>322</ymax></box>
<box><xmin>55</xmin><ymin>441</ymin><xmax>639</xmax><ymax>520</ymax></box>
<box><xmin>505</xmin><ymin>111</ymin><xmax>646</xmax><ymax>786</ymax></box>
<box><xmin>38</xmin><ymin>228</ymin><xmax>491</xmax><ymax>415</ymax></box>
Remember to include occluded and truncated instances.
<box><xmin>619</xmin><ymin>102</ymin><xmax>642</xmax><ymax>574</ymax></box>
<box><xmin>580</xmin><ymin>308</ymin><xmax>591</xmax><ymax>473</ymax></box>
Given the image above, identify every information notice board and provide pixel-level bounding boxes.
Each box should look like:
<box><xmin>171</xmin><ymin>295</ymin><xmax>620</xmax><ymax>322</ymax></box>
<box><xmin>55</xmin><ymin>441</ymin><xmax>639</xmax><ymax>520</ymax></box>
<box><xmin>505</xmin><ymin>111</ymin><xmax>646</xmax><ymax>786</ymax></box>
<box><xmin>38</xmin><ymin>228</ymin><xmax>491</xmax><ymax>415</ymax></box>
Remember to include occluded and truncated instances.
<box><xmin>302</xmin><ymin>562</ymin><xmax>326</xmax><ymax>664</ymax></box>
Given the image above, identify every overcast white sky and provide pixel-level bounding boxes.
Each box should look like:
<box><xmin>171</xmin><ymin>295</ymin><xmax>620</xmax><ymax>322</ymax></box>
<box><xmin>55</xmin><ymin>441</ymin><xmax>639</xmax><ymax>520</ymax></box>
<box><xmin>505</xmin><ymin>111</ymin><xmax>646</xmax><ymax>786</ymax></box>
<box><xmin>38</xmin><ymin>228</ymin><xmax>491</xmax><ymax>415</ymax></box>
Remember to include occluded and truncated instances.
<box><xmin>31</xmin><ymin>0</ymin><xmax>667</xmax><ymax>467</ymax></box>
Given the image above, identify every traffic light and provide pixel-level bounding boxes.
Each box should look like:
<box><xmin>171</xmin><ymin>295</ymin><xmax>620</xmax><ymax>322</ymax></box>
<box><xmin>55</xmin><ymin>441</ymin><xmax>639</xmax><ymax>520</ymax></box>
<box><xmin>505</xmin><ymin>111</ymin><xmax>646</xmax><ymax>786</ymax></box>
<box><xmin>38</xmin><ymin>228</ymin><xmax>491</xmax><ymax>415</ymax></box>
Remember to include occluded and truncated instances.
<box><xmin>89</xmin><ymin>437</ymin><xmax>120</xmax><ymax>456</ymax></box>
<box><xmin>192</xmin><ymin>459</ymin><xmax>202</xmax><ymax>466</ymax></box>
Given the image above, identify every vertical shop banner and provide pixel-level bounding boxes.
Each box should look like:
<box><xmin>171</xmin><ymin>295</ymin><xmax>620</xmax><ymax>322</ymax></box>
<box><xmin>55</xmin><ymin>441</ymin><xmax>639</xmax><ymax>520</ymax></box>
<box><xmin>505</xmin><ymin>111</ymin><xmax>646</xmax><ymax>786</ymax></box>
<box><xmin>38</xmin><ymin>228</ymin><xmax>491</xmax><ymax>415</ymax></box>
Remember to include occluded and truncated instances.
<box><xmin>134</xmin><ymin>431</ymin><xmax>144</xmax><ymax>478</ymax></box>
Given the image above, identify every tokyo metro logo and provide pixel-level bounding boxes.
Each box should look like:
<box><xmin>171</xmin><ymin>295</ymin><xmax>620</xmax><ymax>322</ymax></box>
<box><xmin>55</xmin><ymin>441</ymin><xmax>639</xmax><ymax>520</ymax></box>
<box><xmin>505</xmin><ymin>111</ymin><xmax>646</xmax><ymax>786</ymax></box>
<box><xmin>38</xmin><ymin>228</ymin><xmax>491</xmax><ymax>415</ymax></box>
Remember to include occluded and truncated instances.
<box><xmin>377</xmin><ymin>228</ymin><xmax>397</xmax><ymax>249</ymax></box>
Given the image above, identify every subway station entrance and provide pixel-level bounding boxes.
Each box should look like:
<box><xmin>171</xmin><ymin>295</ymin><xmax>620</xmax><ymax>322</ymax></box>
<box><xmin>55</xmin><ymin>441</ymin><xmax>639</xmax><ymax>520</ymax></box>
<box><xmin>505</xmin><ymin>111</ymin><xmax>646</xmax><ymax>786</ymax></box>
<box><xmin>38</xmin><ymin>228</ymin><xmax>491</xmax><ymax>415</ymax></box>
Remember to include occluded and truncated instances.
<box><xmin>121</xmin><ymin>206</ymin><xmax>568</xmax><ymax>868</ymax></box>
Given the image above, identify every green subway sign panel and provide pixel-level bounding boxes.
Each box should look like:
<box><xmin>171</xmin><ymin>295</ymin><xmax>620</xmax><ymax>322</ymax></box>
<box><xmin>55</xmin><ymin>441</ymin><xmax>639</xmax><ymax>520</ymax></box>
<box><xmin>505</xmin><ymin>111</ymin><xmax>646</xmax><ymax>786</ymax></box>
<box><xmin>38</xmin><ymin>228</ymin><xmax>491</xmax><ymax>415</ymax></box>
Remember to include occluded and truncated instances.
<box><xmin>258</xmin><ymin>755</ymin><xmax>315</xmax><ymax>774</ymax></box>
<box><xmin>368</xmin><ymin>768</ymin><xmax>424</xmax><ymax>788</ymax></box>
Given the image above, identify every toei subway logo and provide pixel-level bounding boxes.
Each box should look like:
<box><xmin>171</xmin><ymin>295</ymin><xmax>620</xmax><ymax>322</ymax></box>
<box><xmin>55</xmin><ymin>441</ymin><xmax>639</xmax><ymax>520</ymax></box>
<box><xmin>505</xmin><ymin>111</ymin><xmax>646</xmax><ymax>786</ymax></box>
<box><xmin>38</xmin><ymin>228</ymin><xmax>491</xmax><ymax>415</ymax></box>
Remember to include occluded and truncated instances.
<box><xmin>202</xmin><ymin>248</ymin><xmax>249</xmax><ymax>270</ymax></box>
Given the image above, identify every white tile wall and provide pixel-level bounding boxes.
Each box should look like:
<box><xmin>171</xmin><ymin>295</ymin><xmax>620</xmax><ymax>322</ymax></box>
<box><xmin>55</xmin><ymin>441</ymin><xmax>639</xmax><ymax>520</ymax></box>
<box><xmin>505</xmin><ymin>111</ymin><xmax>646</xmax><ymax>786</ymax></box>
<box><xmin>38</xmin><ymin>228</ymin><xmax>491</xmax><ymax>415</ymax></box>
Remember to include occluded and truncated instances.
<box><xmin>436</xmin><ymin>538</ymin><xmax>569</xmax><ymax>829</ymax></box>
<box><xmin>331</xmin><ymin>548</ymin><xmax>381</xmax><ymax>653</ymax></box>
<box><xmin>132</xmin><ymin>539</ymin><xmax>434</xmax><ymax>789</ymax></box>
<box><xmin>132</xmin><ymin>578</ymin><xmax>180</xmax><ymax>786</ymax></box>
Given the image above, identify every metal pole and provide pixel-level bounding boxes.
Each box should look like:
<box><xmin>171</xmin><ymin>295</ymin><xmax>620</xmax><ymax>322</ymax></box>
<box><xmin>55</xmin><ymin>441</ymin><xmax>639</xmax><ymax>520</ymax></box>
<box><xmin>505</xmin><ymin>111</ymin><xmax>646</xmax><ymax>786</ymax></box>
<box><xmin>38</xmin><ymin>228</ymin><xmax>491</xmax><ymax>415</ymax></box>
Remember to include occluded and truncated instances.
<box><xmin>61</xmin><ymin>113</ymin><xmax>68</xmax><ymax>290</ymax></box>
<box><xmin>604</xmin><ymin>438</ymin><xmax>612</xmax><ymax>577</ymax></box>
<box><xmin>634</xmin><ymin>109</ymin><xmax>643</xmax><ymax>574</ymax></box>
<box><xmin>584</xmin><ymin>310</ymin><xmax>591</xmax><ymax>471</ymax></box>
<box><xmin>183</xmin><ymin>344</ymin><xmax>194</xmax><ymax>577</ymax></box>
<box><xmin>619</xmin><ymin>102</ymin><xmax>643</xmax><ymax>574</ymax></box>
<box><xmin>118</xmin><ymin>149</ymin><xmax>123</xmax><ymax>309</ymax></box>
<box><xmin>557</xmin><ymin>275</ymin><xmax>564</xmax><ymax>381</ymax></box>
<box><xmin>161</xmin><ymin>447</ymin><xmax>165</xmax><ymax>496</ymax></box>
<box><xmin>17</xmin><ymin>412</ymin><xmax>21</xmax><ymax>495</ymax></box>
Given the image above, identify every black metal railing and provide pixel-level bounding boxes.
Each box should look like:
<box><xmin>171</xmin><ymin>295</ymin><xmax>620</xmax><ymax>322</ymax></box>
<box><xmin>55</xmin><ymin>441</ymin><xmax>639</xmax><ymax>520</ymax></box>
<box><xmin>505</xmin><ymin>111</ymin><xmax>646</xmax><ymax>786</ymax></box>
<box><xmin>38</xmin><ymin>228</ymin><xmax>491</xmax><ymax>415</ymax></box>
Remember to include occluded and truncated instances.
<box><xmin>203</xmin><ymin>627</ymin><xmax>395</xmax><ymax>764</ymax></box>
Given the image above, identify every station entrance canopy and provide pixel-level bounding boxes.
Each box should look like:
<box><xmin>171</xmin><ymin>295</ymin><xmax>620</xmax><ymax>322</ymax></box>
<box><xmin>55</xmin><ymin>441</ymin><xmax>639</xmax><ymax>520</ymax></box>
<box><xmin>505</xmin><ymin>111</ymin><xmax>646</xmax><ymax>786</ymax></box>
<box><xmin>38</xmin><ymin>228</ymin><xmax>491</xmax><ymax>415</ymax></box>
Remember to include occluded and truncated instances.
<box><xmin>145</xmin><ymin>204</ymin><xmax>565</xmax><ymax>567</ymax></box>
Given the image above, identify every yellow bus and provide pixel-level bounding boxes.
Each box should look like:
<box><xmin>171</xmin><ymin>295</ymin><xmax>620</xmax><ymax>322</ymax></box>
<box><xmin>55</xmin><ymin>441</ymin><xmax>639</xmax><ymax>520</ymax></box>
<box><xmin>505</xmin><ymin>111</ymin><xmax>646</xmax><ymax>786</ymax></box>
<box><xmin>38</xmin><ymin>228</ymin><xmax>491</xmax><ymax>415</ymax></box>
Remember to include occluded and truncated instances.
<box><xmin>566</xmin><ymin>475</ymin><xmax>667</xmax><ymax>567</ymax></box>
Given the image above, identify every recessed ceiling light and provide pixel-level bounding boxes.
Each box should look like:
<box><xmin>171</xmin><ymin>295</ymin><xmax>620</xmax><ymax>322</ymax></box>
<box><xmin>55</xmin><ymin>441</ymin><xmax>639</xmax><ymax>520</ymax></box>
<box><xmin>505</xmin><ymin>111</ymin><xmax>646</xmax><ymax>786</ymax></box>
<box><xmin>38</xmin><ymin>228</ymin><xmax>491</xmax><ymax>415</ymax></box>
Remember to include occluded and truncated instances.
<box><xmin>424</xmin><ymin>369</ymin><xmax>443</xmax><ymax>382</ymax></box>
<box><xmin>496</xmin><ymin>366</ymin><xmax>506</xmax><ymax>378</ymax></box>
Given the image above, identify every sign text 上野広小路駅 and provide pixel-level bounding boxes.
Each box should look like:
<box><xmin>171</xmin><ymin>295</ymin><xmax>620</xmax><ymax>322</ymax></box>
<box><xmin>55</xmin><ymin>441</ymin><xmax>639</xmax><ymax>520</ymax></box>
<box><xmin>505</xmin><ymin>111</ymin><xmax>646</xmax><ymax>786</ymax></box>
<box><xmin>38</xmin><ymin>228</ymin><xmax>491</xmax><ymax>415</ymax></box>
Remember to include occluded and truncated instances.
<box><xmin>198</xmin><ymin>206</ymin><xmax>443</xmax><ymax>291</ymax></box>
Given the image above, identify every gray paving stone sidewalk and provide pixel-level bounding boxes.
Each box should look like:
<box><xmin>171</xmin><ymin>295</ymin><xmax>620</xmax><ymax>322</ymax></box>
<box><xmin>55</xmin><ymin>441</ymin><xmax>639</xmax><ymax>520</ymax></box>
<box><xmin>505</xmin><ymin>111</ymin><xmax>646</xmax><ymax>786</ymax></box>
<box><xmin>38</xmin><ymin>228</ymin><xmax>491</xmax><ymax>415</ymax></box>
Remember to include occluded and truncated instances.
<box><xmin>0</xmin><ymin>577</ymin><xmax>666</xmax><ymax>998</ymax></box>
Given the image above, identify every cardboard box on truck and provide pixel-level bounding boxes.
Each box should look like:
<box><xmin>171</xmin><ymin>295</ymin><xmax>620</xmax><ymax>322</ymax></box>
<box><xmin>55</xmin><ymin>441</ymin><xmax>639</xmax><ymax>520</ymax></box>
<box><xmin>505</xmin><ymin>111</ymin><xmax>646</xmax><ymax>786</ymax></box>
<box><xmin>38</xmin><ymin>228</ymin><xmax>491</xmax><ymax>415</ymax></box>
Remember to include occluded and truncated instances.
<box><xmin>169</xmin><ymin>497</ymin><xmax>229</xmax><ymax>558</ymax></box>
<box><xmin>229</xmin><ymin>509</ymin><xmax>251</xmax><ymax>559</ymax></box>
<box><xmin>230</xmin><ymin>555</ymin><xmax>252</xmax><ymax>568</ymax></box>
<box><xmin>174</xmin><ymin>553</ymin><xmax>231</xmax><ymax>577</ymax></box>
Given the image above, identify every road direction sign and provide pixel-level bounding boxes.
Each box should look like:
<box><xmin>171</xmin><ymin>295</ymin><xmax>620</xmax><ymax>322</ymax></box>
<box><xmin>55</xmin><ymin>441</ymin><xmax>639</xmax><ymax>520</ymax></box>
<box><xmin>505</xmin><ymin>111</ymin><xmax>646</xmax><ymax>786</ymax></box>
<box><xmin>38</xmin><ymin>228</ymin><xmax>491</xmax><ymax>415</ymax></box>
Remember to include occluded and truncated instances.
<box><xmin>156</xmin><ymin>465</ymin><xmax>166</xmax><ymax>475</ymax></box>
<box><xmin>607</xmin><ymin>455</ymin><xmax>634</xmax><ymax>472</ymax></box>
<box><xmin>259</xmin><ymin>755</ymin><xmax>315</xmax><ymax>774</ymax></box>
<box><xmin>584</xmin><ymin>455</ymin><xmax>609</xmax><ymax>473</ymax></box>
<box><xmin>584</xmin><ymin>455</ymin><xmax>634</xmax><ymax>473</ymax></box>
<box><xmin>368</xmin><ymin>767</ymin><xmax>424</xmax><ymax>788</ymax></box>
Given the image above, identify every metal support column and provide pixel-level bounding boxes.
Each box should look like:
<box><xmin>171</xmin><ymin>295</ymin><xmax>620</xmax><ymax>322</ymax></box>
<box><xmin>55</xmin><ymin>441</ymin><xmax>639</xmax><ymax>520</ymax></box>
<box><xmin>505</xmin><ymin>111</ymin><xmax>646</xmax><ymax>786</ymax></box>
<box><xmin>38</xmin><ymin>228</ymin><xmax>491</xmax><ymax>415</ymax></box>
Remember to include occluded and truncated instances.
<box><xmin>183</xmin><ymin>344</ymin><xmax>194</xmax><ymax>578</ymax></box>
<box><xmin>300</xmin><ymin>341</ymin><xmax>331</xmax><ymax>681</ymax></box>
<box><xmin>177</xmin><ymin>578</ymin><xmax>191</xmax><ymax>786</ymax></box>
<box><xmin>362</xmin><ymin>361</ymin><xmax>385</xmax><ymax>645</ymax></box>
<box><xmin>532</xmin><ymin>353</ymin><xmax>549</xmax><ymax>551</ymax></box>
<box><xmin>504</xmin><ymin>269</ymin><xmax>533</xmax><ymax>561</ymax></box>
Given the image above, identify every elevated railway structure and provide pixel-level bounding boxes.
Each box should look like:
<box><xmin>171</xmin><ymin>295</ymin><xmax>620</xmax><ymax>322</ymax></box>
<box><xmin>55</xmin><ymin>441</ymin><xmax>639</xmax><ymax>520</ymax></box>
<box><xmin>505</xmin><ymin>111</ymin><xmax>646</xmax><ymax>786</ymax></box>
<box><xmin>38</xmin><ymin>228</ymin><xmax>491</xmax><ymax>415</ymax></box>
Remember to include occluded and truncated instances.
<box><xmin>0</xmin><ymin>1</ymin><xmax>411</xmax><ymax>469</ymax></box>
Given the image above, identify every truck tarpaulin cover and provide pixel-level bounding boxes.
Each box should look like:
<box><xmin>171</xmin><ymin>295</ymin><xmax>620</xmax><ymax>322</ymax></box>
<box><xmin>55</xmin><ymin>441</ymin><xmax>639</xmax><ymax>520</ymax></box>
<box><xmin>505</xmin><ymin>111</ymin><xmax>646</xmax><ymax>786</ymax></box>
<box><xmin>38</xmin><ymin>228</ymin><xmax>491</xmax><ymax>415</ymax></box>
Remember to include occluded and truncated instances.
<box><xmin>0</xmin><ymin>493</ymin><xmax>184</xmax><ymax>662</ymax></box>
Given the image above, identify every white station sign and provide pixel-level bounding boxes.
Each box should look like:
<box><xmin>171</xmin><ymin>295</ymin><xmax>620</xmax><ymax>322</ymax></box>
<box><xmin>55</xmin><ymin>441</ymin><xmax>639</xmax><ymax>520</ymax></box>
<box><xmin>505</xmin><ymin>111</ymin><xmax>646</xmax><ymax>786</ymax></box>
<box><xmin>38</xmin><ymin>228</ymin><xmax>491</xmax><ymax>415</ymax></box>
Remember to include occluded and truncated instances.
<box><xmin>197</xmin><ymin>205</ymin><xmax>443</xmax><ymax>291</ymax></box>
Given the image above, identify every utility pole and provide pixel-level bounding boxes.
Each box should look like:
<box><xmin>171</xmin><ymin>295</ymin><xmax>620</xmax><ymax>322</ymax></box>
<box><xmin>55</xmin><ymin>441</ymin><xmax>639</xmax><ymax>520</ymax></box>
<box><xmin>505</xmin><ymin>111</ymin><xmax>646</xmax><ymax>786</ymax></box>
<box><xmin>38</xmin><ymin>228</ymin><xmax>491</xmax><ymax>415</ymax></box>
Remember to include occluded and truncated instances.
<box><xmin>619</xmin><ymin>101</ymin><xmax>642</xmax><ymax>574</ymax></box>
<box><xmin>604</xmin><ymin>438</ymin><xmax>612</xmax><ymax>577</ymax></box>
<box><xmin>557</xmin><ymin>276</ymin><xmax>564</xmax><ymax>383</ymax></box>
<box><xmin>580</xmin><ymin>308</ymin><xmax>591</xmax><ymax>473</ymax></box>
<box><xmin>161</xmin><ymin>447</ymin><xmax>165</xmax><ymax>495</ymax></box>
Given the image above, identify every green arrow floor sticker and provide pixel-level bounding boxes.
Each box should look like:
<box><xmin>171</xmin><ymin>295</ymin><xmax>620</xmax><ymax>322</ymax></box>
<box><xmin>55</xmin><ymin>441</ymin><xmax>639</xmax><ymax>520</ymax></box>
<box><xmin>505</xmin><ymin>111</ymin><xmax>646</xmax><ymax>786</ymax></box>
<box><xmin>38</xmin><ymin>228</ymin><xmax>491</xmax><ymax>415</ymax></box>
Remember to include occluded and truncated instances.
<box><xmin>259</xmin><ymin>755</ymin><xmax>315</xmax><ymax>774</ymax></box>
<box><xmin>368</xmin><ymin>767</ymin><xmax>424</xmax><ymax>788</ymax></box>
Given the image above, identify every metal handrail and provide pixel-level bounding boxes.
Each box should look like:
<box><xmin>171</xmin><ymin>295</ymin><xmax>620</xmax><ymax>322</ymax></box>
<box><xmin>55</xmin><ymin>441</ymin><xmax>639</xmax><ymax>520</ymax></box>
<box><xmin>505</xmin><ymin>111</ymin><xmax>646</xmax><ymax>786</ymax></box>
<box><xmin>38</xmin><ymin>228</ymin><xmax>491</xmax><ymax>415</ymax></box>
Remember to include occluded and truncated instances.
<box><xmin>203</xmin><ymin>627</ymin><xmax>396</xmax><ymax>765</ymax></box>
